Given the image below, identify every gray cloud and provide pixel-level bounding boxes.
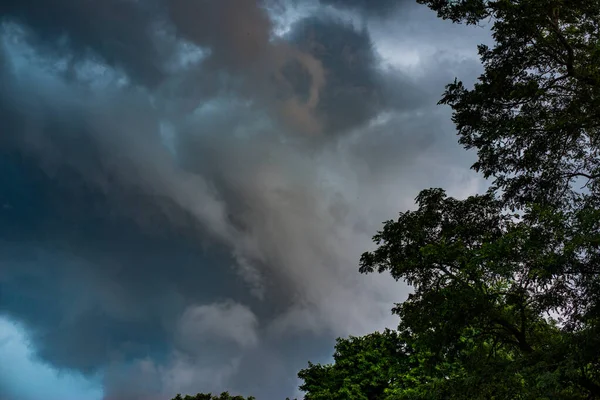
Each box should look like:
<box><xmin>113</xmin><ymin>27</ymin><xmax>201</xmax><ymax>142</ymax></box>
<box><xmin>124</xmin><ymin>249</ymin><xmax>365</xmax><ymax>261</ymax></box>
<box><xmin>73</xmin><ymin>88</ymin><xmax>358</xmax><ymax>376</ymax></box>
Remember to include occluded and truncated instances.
<box><xmin>177</xmin><ymin>301</ymin><xmax>259</xmax><ymax>351</ymax></box>
<box><xmin>166</xmin><ymin>0</ymin><xmax>327</xmax><ymax>135</ymax></box>
<box><xmin>168</xmin><ymin>0</ymin><xmax>273</xmax><ymax>70</ymax></box>
<box><xmin>319</xmin><ymin>0</ymin><xmax>406</xmax><ymax>17</ymax></box>
<box><xmin>0</xmin><ymin>0</ymin><xmax>169</xmax><ymax>86</ymax></box>
<box><xmin>0</xmin><ymin>1</ymin><xmax>490</xmax><ymax>399</ymax></box>
<box><xmin>286</xmin><ymin>16</ymin><xmax>382</xmax><ymax>135</ymax></box>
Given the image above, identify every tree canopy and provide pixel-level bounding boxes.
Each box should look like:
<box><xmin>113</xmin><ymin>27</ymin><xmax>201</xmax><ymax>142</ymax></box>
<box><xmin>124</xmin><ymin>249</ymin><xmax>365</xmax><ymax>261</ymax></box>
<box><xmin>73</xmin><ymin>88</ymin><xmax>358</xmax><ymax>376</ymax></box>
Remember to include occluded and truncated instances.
<box><xmin>359</xmin><ymin>189</ymin><xmax>599</xmax><ymax>399</ymax></box>
<box><xmin>297</xmin><ymin>330</ymin><xmax>410</xmax><ymax>399</ymax></box>
<box><xmin>422</xmin><ymin>0</ymin><xmax>600</xmax><ymax>208</ymax></box>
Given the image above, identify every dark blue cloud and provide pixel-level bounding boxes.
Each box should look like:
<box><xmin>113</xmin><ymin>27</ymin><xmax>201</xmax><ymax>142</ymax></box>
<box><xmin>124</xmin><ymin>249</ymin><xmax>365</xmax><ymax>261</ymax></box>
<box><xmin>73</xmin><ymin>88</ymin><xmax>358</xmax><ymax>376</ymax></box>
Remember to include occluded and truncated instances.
<box><xmin>287</xmin><ymin>17</ymin><xmax>382</xmax><ymax>134</ymax></box>
<box><xmin>0</xmin><ymin>0</ymin><xmax>489</xmax><ymax>398</ymax></box>
<box><xmin>0</xmin><ymin>42</ymin><xmax>360</xmax><ymax>398</ymax></box>
<box><xmin>319</xmin><ymin>0</ymin><xmax>407</xmax><ymax>16</ymax></box>
<box><xmin>0</xmin><ymin>0</ymin><xmax>168</xmax><ymax>86</ymax></box>
<box><xmin>0</xmin><ymin>146</ymin><xmax>250</xmax><ymax>372</ymax></box>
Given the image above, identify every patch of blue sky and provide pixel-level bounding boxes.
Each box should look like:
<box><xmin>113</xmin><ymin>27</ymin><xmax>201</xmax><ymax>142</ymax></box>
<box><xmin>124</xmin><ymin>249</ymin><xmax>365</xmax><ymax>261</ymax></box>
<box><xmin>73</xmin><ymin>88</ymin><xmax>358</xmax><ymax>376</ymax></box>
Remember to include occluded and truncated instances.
<box><xmin>0</xmin><ymin>316</ymin><xmax>103</xmax><ymax>400</ymax></box>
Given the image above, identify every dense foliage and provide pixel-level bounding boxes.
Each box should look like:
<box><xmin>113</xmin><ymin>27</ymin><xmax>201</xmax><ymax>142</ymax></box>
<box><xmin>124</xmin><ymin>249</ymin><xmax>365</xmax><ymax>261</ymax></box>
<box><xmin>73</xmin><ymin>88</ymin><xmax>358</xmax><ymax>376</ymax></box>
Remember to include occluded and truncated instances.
<box><xmin>173</xmin><ymin>0</ymin><xmax>599</xmax><ymax>398</ymax></box>
<box><xmin>297</xmin><ymin>330</ymin><xmax>411</xmax><ymax>399</ymax></box>
<box><xmin>428</xmin><ymin>0</ymin><xmax>600</xmax><ymax>209</ymax></box>
<box><xmin>359</xmin><ymin>190</ymin><xmax>599</xmax><ymax>399</ymax></box>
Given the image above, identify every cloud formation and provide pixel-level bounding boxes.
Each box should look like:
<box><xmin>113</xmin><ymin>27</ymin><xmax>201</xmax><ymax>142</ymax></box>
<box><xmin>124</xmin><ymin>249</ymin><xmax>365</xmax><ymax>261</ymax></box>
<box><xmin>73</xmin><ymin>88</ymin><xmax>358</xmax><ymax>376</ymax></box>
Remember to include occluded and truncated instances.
<box><xmin>0</xmin><ymin>317</ymin><xmax>102</xmax><ymax>400</ymax></box>
<box><xmin>0</xmin><ymin>0</ymin><xmax>490</xmax><ymax>398</ymax></box>
<box><xmin>320</xmin><ymin>0</ymin><xmax>403</xmax><ymax>17</ymax></box>
<box><xmin>0</xmin><ymin>0</ymin><xmax>168</xmax><ymax>85</ymax></box>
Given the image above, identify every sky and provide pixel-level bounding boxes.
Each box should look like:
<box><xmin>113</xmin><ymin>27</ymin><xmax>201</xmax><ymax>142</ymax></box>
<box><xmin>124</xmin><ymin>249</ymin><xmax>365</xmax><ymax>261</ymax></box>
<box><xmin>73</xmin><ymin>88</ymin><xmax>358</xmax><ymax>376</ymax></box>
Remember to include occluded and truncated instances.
<box><xmin>0</xmin><ymin>1</ymin><xmax>492</xmax><ymax>399</ymax></box>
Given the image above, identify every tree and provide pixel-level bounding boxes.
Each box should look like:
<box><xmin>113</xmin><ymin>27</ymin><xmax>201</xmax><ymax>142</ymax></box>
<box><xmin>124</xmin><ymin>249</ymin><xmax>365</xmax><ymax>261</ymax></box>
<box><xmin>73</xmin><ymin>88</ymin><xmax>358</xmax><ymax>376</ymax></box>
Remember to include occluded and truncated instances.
<box><xmin>297</xmin><ymin>330</ymin><xmax>416</xmax><ymax>399</ymax></box>
<box><xmin>360</xmin><ymin>188</ymin><xmax>599</xmax><ymax>398</ymax></box>
<box><xmin>295</xmin><ymin>327</ymin><xmax>448</xmax><ymax>400</ymax></box>
<box><xmin>357</xmin><ymin>1</ymin><xmax>600</xmax><ymax>396</ymax></box>
<box><xmin>419</xmin><ymin>0</ymin><xmax>600</xmax><ymax>208</ymax></box>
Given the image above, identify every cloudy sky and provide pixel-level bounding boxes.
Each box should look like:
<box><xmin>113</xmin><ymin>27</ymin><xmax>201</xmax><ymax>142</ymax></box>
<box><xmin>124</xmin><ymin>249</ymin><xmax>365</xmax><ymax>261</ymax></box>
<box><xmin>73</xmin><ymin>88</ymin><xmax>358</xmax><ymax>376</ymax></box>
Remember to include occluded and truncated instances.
<box><xmin>0</xmin><ymin>1</ymin><xmax>492</xmax><ymax>399</ymax></box>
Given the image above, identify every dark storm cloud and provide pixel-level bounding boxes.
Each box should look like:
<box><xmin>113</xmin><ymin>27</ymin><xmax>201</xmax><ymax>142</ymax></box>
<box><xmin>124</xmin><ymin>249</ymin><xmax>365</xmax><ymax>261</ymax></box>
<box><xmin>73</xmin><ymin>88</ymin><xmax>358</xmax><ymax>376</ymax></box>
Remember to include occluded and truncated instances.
<box><xmin>0</xmin><ymin>45</ymin><xmax>251</xmax><ymax>377</ymax></box>
<box><xmin>0</xmin><ymin>0</ymin><xmax>168</xmax><ymax>86</ymax></box>
<box><xmin>319</xmin><ymin>0</ymin><xmax>406</xmax><ymax>16</ymax></box>
<box><xmin>0</xmin><ymin>131</ymin><xmax>246</xmax><ymax>374</ymax></box>
<box><xmin>287</xmin><ymin>16</ymin><xmax>381</xmax><ymax>134</ymax></box>
<box><xmin>0</xmin><ymin>0</ymin><xmax>490</xmax><ymax>399</ymax></box>
<box><xmin>166</xmin><ymin>0</ymin><xmax>327</xmax><ymax>135</ymax></box>
<box><xmin>168</xmin><ymin>0</ymin><xmax>273</xmax><ymax>70</ymax></box>
<box><xmin>0</xmin><ymin>35</ymin><xmax>398</xmax><ymax>399</ymax></box>
<box><xmin>285</xmin><ymin>15</ymin><xmax>440</xmax><ymax>136</ymax></box>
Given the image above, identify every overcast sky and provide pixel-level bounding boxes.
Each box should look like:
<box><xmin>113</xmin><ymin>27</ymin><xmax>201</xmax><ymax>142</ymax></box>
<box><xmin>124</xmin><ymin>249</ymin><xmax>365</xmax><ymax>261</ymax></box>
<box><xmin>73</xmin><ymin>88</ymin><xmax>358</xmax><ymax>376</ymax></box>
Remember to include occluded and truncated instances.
<box><xmin>0</xmin><ymin>1</ymin><xmax>492</xmax><ymax>399</ymax></box>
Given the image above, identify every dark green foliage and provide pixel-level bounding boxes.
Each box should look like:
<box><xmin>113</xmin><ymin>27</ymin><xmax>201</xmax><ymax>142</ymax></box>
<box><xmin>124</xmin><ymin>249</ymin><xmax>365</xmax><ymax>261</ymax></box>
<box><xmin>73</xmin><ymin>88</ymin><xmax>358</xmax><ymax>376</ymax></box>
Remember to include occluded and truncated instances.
<box><xmin>356</xmin><ymin>1</ymin><xmax>600</xmax><ymax>396</ymax></box>
<box><xmin>421</xmin><ymin>0</ymin><xmax>600</xmax><ymax>208</ymax></box>
<box><xmin>297</xmin><ymin>330</ymin><xmax>414</xmax><ymax>399</ymax></box>
<box><xmin>360</xmin><ymin>189</ymin><xmax>600</xmax><ymax>399</ymax></box>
